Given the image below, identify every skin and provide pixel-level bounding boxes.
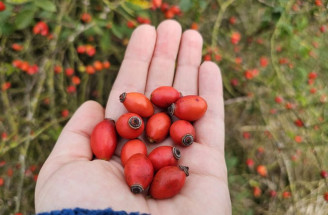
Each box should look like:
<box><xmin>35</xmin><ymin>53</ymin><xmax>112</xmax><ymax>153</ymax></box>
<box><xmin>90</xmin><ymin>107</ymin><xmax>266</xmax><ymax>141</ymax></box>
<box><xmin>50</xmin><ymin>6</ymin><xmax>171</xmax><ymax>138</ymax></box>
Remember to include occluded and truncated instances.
<box><xmin>35</xmin><ymin>20</ymin><xmax>231</xmax><ymax>215</ymax></box>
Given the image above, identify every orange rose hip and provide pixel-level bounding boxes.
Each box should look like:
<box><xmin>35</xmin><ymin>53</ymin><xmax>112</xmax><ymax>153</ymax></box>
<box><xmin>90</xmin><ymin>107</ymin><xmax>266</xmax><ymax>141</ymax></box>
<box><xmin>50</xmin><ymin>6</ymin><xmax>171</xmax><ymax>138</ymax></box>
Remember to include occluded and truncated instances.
<box><xmin>121</xmin><ymin>139</ymin><xmax>147</xmax><ymax>166</ymax></box>
<box><xmin>150</xmin><ymin>86</ymin><xmax>181</xmax><ymax>108</ymax></box>
<box><xmin>90</xmin><ymin>119</ymin><xmax>117</xmax><ymax>160</ymax></box>
<box><xmin>148</xmin><ymin>146</ymin><xmax>181</xmax><ymax>171</ymax></box>
<box><xmin>116</xmin><ymin>113</ymin><xmax>144</xmax><ymax>139</ymax></box>
<box><xmin>150</xmin><ymin>165</ymin><xmax>189</xmax><ymax>199</ymax></box>
<box><xmin>120</xmin><ymin>92</ymin><xmax>154</xmax><ymax>117</ymax></box>
<box><xmin>170</xmin><ymin>120</ymin><xmax>196</xmax><ymax>147</ymax></box>
<box><xmin>146</xmin><ymin>112</ymin><xmax>171</xmax><ymax>143</ymax></box>
<box><xmin>124</xmin><ymin>153</ymin><xmax>154</xmax><ymax>193</ymax></box>
<box><xmin>168</xmin><ymin>95</ymin><xmax>207</xmax><ymax>121</ymax></box>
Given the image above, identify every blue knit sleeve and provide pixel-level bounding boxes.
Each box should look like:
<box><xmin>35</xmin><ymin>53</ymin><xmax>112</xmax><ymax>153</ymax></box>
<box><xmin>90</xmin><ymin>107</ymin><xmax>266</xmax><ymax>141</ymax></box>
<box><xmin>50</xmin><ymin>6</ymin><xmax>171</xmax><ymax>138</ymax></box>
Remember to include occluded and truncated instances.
<box><xmin>36</xmin><ymin>208</ymin><xmax>149</xmax><ymax>215</ymax></box>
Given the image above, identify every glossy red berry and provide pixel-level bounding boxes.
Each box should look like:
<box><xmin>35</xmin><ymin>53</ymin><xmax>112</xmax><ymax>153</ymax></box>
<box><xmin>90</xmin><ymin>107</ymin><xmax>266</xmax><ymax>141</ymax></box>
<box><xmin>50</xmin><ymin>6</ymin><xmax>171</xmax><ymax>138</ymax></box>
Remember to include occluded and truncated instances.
<box><xmin>0</xmin><ymin>1</ymin><xmax>6</xmax><ymax>12</ymax></box>
<box><xmin>168</xmin><ymin>95</ymin><xmax>207</xmax><ymax>121</ymax></box>
<box><xmin>321</xmin><ymin>170</ymin><xmax>328</xmax><ymax>178</ymax></box>
<box><xmin>116</xmin><ymin>113</ymin><xmax>144</xmax><ymax>139</ymax></box>
<box><xmin>150</xmin><ymin>86</ymin><xmax>181</xmax><ymax>108</ymax></box>
<box><xmin>124</xmin><ymin>154</ymin><xmax>154</xmax><ymax>194</ymax></box>
<box><xmin>150</xmin><ymin>165</ymin><xmax>189</xmax><ymax>199</ymax></box>
<box><xmin>120</xmin><ymin>92</ymin><xmax>154</xmax><ymax>118</ymax></box>
<box><xmin>121</xmin><ymin>139</ymin><xmax>147</xmax><ymax>166</ymax></box>
<box><xmin>146</xmin><ymin>112</ymin><xmax>171</xmax><ymax>143</ymax></box>
<box><xmin>324</xmin><ymin>192</ymin><xmax>328</xmax><ymax>202</ymax></box>
<box><xmin>170</xmin><ymin>120</ymin><xmax>196</xmax><ymax>147</ymax></box>
<box><xmin>90</xmin><ymin>119</ymin><xmax>117</xmax><ymax>160</ymax></box>
<box><xmin>148</xmin><ymin>146</ymin><xmax>180</xmax><ymax>172</ymax></box>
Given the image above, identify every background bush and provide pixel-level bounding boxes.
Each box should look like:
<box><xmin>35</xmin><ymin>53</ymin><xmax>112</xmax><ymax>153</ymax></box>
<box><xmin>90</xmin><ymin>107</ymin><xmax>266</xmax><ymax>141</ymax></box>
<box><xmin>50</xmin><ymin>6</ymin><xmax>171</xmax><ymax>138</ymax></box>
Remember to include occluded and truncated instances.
<box><xmin>0</xmin><ymin>0</ymin><xmax>327</xmax><ymax>214</ymax></box>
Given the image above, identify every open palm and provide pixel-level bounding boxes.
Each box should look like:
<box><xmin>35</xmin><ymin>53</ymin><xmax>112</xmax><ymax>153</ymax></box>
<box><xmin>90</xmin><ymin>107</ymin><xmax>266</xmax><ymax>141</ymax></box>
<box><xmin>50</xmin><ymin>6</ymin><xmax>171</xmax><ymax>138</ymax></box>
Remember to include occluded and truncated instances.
<box><xmin>35</xmin><ymin>20</ymin><xmax>231</xmax><ymax>215</ymax></box>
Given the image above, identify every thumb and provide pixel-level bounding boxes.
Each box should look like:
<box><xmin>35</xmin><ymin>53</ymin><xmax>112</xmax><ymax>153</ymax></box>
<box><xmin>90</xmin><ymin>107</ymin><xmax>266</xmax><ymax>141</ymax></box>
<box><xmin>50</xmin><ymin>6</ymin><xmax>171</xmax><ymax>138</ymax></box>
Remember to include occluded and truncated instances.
<box><xmin>47</xmin><ymin>100</ymin><xmax>104</xmax><ymax>164</ymax></box>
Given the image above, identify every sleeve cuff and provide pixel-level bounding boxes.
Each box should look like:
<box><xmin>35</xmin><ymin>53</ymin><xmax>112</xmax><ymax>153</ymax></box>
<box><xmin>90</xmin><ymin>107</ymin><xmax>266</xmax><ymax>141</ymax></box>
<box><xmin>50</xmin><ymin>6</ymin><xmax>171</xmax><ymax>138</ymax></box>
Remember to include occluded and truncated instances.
<box><xmin>36</xmin><ymin>208</ymin><xmax>149</xmax><ymax>215</ymax></box>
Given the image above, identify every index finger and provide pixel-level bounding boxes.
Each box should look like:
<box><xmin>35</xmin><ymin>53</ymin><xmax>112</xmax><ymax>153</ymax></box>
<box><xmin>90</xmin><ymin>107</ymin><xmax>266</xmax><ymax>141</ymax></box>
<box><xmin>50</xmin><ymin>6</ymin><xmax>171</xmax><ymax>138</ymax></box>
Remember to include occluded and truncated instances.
<box><xmin>105</xmin><ymin>25</ymin><xmax>156</xmax><ymax>120</ymax></box>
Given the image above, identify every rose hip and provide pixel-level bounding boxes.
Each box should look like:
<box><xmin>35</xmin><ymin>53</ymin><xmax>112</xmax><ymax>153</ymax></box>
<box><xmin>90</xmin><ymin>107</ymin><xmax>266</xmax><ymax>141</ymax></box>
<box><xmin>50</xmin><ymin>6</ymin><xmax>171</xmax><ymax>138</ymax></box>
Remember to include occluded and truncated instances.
<box><xmin>170</xmin><ymin>120</ymin><xmax>196</xmax><ymax>147</ymax></box>
<box><xmin>168</xmin><ymin>95</ymin><xmax>207</xmax><ymax>121</ymax></box>
<box><xmin>90</xmin><ymin>119</ymin><xmax>117</xmax><ymax>160</ymax></box>
<box><xmin>120</xmin><ymin>92</ymin><xmax>154</xmax><ymax>117</ymax></box>
<box><xmin>116</xmin><ymin>113</ymin><xmax>144</xmax><ymax>139</ymax></box>
<box><xmin>150</xmin><ymin>165</ymin><xmax>189</xmax><ymax>199</ymax></box>
<box><xmin>150</xmin><ymin>86</ymin><xmax>181</xmax><ymax>108</ymax></box>
<box><xmin>121</xmin><ymin>139</ymin><xmax>147</xmax><ymax>166</ymax></box>
<box><xmin>146</xmin><ymin>112</ymin><xmax>171</xmax><ymax>143</ymax></box>
<box><xmin>124</xmin><ymin>153</ymin><xmax>154</xmax><ymax>194</ymax></box>
<box><xmin>148</xmin><ymin>146</ymin><xmax>181</xmax><ymax>172</ymax></box>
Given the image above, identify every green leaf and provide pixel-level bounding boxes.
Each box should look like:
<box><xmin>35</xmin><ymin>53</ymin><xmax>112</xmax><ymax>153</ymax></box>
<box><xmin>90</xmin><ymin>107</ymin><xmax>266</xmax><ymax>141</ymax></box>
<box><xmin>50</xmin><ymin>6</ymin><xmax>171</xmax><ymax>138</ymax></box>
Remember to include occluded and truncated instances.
<box><xmin>6</xmin><ymin>0</ymin><xmax>32</xmax><ymax>4</ymax></box>
<box><xmin>111</xmin><ymin>24</ymin><xmax>124</xmax><ymax>39</ymax></box>
<box><xmin>100</xmin><ymin>30</ymin><xmax>111</xmax><ymax>54</ymax></box>
<box><xmin>179</xmin><ymin>0</ymin><xmax>192</xmax><ymax>11</ymax></box>
<box><xmin>34</xmin><ymin>0</ymin><xmax>56</xmax><ymax>12</ymax></box>
<box><xmin>15</xmin><ymin>9</ymin><xmax>35</xmax><ymax>30</ymax></box>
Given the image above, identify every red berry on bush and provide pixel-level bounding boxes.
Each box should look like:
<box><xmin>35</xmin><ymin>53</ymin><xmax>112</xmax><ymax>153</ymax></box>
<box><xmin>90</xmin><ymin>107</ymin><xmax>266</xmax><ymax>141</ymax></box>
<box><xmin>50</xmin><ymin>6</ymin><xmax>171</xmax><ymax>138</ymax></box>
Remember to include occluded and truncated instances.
<box><xmin>321</xmin><ymin>170</ymin><xmax>328</xmax><ymax>178</ymax></box>
<box><xmin>0</xmin><ymin>177</ymin><xmax>4</xmax><ymax>186</ymax></box>
<box><xmin>86</xmin><ymin>65</ymin><xmax>96</xmax><ymax>74</ymax></box>
<box><xmin>256</xmin><ymin>165</ymin><xmax>267</xmax><ymax>177</ymax></box>
<box><xmin>324</xmin><ymin>192</ymin><xmax>328</xmax><ymax>202</ymax></box>
<box><xmin>90</xmin><ymin>119</ymin><xmax>117</xmax><ymax>160</ymax></box>
<box><xmin>65</xmin><ymin>68</ymin><xmax>74</xmax><ymax>77</ymax></box>
<box><xmin>33</xmin><ymin>21</ymin><xmax>49</xmax><ymax>36</ymax></box>
<box><xmin>1</xmin><ymin>82</ymin><xmax>11</xmax><ymax>91</ymax></box>
<box><xmin>246</xmin><ymin>158</ymin><xmax>254</xmax><ymax>168</ymax></box>
<box><xmin>80</xmin><ymin>13</ymin><xmax>92</xmax><ymax>23</ymax></box>
<box><xmin>282</xmin><ymin>191</ymin><xmax>291</xmax><ymax>199</ymax></box>
<box><xmin>61</xmin><ymin>109</ymin><xmax>69</xmax><ymax>118</ymax></box>
<box><xmin>124</xmin><ymin>154</ymin><xmax>154</xmax><ymax>194</ymax></box>
<box><xmin>0</xmin><ymin>1</ymin><xmax>5</xmax><ymax>12</ymax></box>
<box><xmin>150</xmin><ymin>166</ymin><xmax>188</xmax><ymax>199</ymax></box>
<box><xmin>12</xmin><ymin>43</ymin><xmax>23</xmax><ymax>51</ymax></box>
<box><xmin>231</xmin><ymin>32</ymin><xmax>241</xmax><ymax>45</ymax></box>
<box><xmin>253</xmin><ymin>186</ymin><xmax>261</xmax><ymax>198</ymax></box>
<box><xmin>103</xmin><ymin>61</ymin><xmax>111</xmax><ymax>69</ymax></box>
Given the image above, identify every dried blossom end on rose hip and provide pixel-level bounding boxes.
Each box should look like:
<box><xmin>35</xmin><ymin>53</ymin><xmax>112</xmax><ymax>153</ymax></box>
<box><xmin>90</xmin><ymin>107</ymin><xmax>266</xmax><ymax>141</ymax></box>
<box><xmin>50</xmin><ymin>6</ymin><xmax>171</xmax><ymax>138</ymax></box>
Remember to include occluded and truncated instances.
<box><xmin>124</xmin><ymin>154</ymin><xmax>154</xmax><ymax>194</ymax></box>
<box><xmin>116</xmin><ymin>113</ymin><xmax>144</xmax><ymax>139</ymax></box>
<box><xmin>170</xmin><ymin>120</ymin><xmax>196</xmax><ymax>147</ymax></box>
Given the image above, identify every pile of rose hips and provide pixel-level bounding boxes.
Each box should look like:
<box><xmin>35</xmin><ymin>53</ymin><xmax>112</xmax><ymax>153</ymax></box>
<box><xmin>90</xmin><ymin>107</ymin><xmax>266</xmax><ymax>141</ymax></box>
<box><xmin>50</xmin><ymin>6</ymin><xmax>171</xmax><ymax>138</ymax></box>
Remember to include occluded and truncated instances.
<box><xmin>90</xmin><ymin>86</ymin><xmax>207</xmax><ymax>199</ymax></box>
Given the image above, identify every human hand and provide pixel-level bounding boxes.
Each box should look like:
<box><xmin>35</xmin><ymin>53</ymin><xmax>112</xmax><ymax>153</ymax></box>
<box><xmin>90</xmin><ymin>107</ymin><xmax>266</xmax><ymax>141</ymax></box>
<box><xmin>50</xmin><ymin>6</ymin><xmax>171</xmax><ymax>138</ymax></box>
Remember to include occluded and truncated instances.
<box><xmin>35</xmin><ymin>20</ymin><xmax>231</xmax><ymax>215</ymax></box>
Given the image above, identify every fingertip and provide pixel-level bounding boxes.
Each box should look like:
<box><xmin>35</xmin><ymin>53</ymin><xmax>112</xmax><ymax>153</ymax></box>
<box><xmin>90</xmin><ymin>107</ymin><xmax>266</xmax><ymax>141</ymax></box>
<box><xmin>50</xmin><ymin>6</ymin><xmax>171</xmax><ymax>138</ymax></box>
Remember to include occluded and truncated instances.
<box><xmin>182</xmin><ymin>29</ymin><xmax>203</xmax><ymax>49</ymax></box>
<box><xmin>157</xmin><ymin>19</ymin><xmax>182</xmax><ymax>34</ymax></box>
<box><xmin>199</xmin><ymin>61</ymin><xmax>223</xmax><ymax>96</ymax></box>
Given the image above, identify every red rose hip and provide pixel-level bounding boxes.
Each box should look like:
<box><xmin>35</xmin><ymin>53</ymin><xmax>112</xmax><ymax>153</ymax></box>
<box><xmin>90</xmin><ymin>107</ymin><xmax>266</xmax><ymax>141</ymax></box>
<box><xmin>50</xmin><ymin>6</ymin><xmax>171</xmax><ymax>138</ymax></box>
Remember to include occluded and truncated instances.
<box><xmin>120</xmin><ymin>92</ymin><xmax>154</xmax><ymax>117</ymax></box>
<box><xmin>116</xmin><ymin>113</ymin><xmax>144</xmax><ymax>139</ymax></box>
<box><xmin>121</xmin><ymin>139</ymin><xmax>147</xmax><ymax>166</ymax></box>
<box><xmin>168</xmin><ymin>95</ymin><xmax>207</xmax><ymax>121</ymax></box>
<box><xmin>150</xmin><ymin>165</ymin><xmax>189</xmax><ymax>199</ymax></box>
<box><xmin>124</xmin><ymin>153</ymin><xmax>154</xmax><ymax>193</ymax></box>
<box><xmin>0</xmin><ymin>1</ymin><xmax>6</xmax><ymax>12</ymax></box>
<box><xmin>90</xmin><ymin>119</ymin><xmax>117</xmax><ymax>160</ymax></box>
<box><xmin>150</xmin><ymin>86</ymin><xmax>181</xmax><ymax>108</ymax></box>
<box><xmin>148</xmin><ymin>146</ymin><xmax>181</xmax><ymax>171</ymax></box>
<box><xmin>146</xmin><ymin>112</ymin><xmax>171</xmax><ymax>143</ymax></box>
<box><xmin>170</xmin><ymin>120</ymin><xmax>196</xmax><ymax>147</ymax></box>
